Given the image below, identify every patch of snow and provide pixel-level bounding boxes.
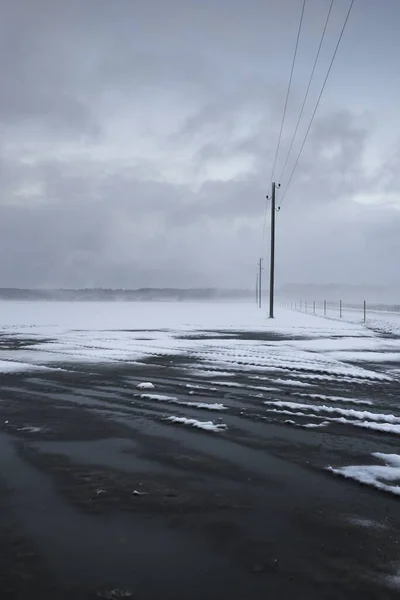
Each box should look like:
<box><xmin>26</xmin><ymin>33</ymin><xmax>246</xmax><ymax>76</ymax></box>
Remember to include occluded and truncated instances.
<box><xmin>328</xmin><ymin>453</ymin><xmax>400</xmax><ymax>496</ymax></box>
<box><xmin>264</xmin><ymin>407</ymin><xmax>400</xmax><ymax>436</ymax></box>
<box><xmin>190</xmin><ymin>370</ymin><xmax>236</xmax><ymax>377</ymax></box>
<box><xmin>294</xmin><ymin>393</ymin><xmax>373</xmax><ymax>406</ymax></box>
<box><xmin>348</xmin><ymin>517</ymin><xmax>388</xmax><ymax>530</ymax></box>
<box><xmin>166</xmin><ymin>416</ymin><xmax>227</xmax><ymax>432</ymax></box>
<box><xmin>136</xmin><ymin>382</ymin><xmax>155</xmax><ymax>390</ymax></box>
<box><xmin>353</xmin><ymin>421</ymin><xmax>400</xmax><ymax>435</ymax></box>
<box><xmin>283</xmin><ymin>419</ymin><xmax>328</xmax><ymax>429</ymax></box>
<box><xmin>251</xmin><ymin>386</ymin><xmax>281</xmax><ymax>392</ymax></box>
<box><xmin>183</xmin><ymin>401</ymin><xmax>227</xmax><ymax>411</ymax></box>
<box><xmin>138</xmin><ymin>393</ymin><xmax>226</xmax><ymax>411</ymax></box>
<box><xmin>273</xmin><ymin>378</ymin><xmax>313</xmax><ymax>387</ymax></box>
<box><xmin>140</xmin><ymin>394</ymin><xmax>176</xmax><ymax>401</ymax></box>
<box><xmin>329</xmin><ymin>351</ymin><xmax>400</xmax><ymax>363</ymax></box>
<box><xmin>17</xmin><ymin>426</ymin><xmax>43</xmax><ymax>433</ymax></box>
<box><xmin>0</xmin><ymin>360</ymin><xmax>61</xmax><ymax>373</ymax></box>
<box><xmin>385</xmin><ymin>572</ymin><xmax>400</xmax><ymax>591</ymax></box>
<box><xmin>263</xmin><ymin>401</ymin><xmax>400</xmax><ymax>425</ymax></box>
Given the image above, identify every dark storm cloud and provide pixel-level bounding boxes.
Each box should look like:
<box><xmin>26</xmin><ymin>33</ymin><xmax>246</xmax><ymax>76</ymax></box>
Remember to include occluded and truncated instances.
<box><xmin>0</xmin><ymin>0</ymin><xmax>399</xmax><ymax>288</ymax></box>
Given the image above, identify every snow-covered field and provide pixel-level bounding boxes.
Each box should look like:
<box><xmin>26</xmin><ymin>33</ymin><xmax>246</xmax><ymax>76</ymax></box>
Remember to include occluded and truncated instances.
<box><xmin>292</xmin><ymin>304</ymin><xmax>400</xmax><ymax>336</ymax></box>
<box><xmin>1</xmin><ymin>300</ymin><xmax>400</xmax><ymax>498</ymax></box>
<box><xmin>0</xmin><ymin>300</ymin><xmax>387</xmax><ymax>368</ymax></box>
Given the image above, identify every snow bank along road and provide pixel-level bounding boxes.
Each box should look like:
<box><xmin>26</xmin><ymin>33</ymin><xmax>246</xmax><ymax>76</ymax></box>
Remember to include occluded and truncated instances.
<box><xmin>0</xmin><ymin>301</ymin><xmax>400</xmax><ymax>599</ymax></box>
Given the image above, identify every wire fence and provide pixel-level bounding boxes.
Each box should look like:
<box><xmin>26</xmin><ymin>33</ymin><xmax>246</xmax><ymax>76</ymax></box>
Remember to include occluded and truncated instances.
<box><xmin>281</xmin><ymin>300</ymin><xmax>400</xmax><ymax>323</ymax></box>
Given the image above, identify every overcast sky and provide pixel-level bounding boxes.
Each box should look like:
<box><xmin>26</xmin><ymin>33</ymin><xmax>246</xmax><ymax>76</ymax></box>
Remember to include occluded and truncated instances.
<box><xmin>1</xmin><ymin>0</ymin><xmax>399</xmax><ymax>289</ymax></box>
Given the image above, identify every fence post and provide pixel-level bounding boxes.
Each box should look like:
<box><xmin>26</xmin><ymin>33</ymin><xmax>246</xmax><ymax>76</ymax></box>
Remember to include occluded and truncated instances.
<box><xmin>305</xmin><ymin>301</ymin><xmax>307</xmax><ymax>312</ymax></box>
<box><xmin>324</xmin><ymin>300</ymin><xmax>327</xmax><ymax>316</ymax></box>
<box><xmin>313</xmin><ymin>300</ymin><xmax>316</xmax><ymax>314</ymax></box>
<box><xmin>300</xmin><ymin>301</ymin><xmax>302</xmax><ymax>311</ymax></box>
<box><xmin>363</xmin><ymin>300</ymin><xmax>366</xmax><ymax>323</ymax></box>
<box><xmin>339</xmin><ymin>299</ymin><xmax>342</xmax><ymax>318</ymax></box>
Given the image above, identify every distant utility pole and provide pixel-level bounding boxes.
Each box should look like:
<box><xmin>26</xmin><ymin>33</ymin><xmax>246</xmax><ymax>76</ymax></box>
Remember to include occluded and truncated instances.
<box><xmin>269</xmin><ymin>182</ymin><xmax>278</xmax><ymax>318</ymax></box>
<box><xmin>255</xmin><ymin>271</ymin><xmax>259</xmax><ymax>305</ymax></box>
<box><xmin>258</xmin><ymin>258</ymin><xmax>263</xmax><ymax>308</ymax></box>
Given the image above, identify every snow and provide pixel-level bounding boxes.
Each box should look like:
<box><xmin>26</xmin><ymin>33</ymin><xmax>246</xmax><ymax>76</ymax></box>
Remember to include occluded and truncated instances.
<box><xmin>139</xmin><ymin>393</ymin><xmax>226</xmax><ymax>411</ymax></box>
<box><xmin>329</xmin><ymin>351</ymin><xmax>400</xmax><ymax>363</ymax></box>
<box><xmin>264</xmin><ymin>401</ymin><xmax>400</xmax><ymax>425</ymax></box>
<box><xmin>0</xmin><ymin>301</ymin><xmax>369</xmax><ymax>342</ymax></box>
<box><xmin>0</xmin><ymin>360</ymin><xmax>62</xmax><ymax>373</ymax></box>
<box><xmin>386</xmin><ymin>573</ymin><xmax>400</xmax><ymax>591</ymax></box>
<box><xmin>348</xmin><ymin>308</ymin><xmax>400</xmax><ymax>337</ymax></box>
<box><xmin>328</xmin><ymin>453</ymin><xmax>400</xmax><ymax>496</ymax></box>
<box><xmin>183</xmin><ymin>401</ymin><xmax>226</xmax><ymax>411</ymax></box>
<box><xmin>140</xmin><ymin>394</ymin><xmax>174</xmax><ymax>401</ymax></box>
<box><xmin>272</xmin><ymin>378</ymin><xmax>312</xmax><ymax>388</ymax></box>
<box><xmin>1</xmin><ymin>301</ymin><xmax>398</xmax><ymax>346</ymax></box>
<box><xmin>294</xmin><ymin>393</ymin><xmax>373</xmax><ymax>406</ymax></box>
<box><xmin>299</xmin><ymin>305</ymin><xmax>400</xmax><ymax>337</ymax></box>
<box><xmin>136</xmin><ymin>382</ymin><xmax>155</xmax><ymax>390</ymax></box>
<box><xmin>352</xmin><ymin>421</ymin><xmax>400</xmax><ymax>435</ymax></box>
<box><xmin>17</xmin><ymin>426</ymin><xmax>43</xmax><ymax>433</ymax></box>
<box><xmin>265</xmin><ymin>408</ymin><xmax>400</xmax><ymax>436</ymax></box>
<box><xmin>166</xmin><ymin>417</ymin><xmax>227</xmax><ymax>432</ymax></box>
<box><xmin>288</xmin><ymin>336</ymin><xmax>400</xmax><ymax>353</ymax></box>
<box><xmin>284</xmin><ymin>419</ymin><xmax>328</xmax><ymax>429</ymax></box>
<box><xmin>0</xmin><ymin>303</ymin><xmax>399</xmax><ymax>438</ymax></box>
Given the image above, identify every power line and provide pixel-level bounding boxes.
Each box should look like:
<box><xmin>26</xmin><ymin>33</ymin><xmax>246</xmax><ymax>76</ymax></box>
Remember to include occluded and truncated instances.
<box><xmin>269</xmin><ymin>0</ymin><xmax>307</xmax><ymax>187</ymax></box>
<box><xmin>278</xmin><ymin>0</ymin><xmax>335</xmax><ymax>184</ymax></box>
<box><xmin>279</xmin><ymin>0</ymin><xmax>356</xmax><ymax>208</ymax></box>
<box><xmin>260</xmin><ymin>0</ymin><xmax>306</xmax><ymax>252</ymax></box>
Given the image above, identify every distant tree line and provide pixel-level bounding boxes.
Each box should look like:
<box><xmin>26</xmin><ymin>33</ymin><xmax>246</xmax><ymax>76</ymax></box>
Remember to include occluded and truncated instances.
<box><xmin>0</xmin><ymin>288</ymin><xmax>253</xmax><ymax>302</ymax></box>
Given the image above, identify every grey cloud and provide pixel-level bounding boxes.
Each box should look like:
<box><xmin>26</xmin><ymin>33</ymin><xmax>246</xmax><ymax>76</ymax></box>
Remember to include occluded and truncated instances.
<box><xmin>277</xmin><ymin>110</ymin><xmax>375</xmax><ymax>206</ymax></box>
<box><xmin>1</xmin><ymin>113</ymin><xmax>398</xmax><ymax>290</ymax></box>
<box><xmin>0</xmin><ymin>0</ymin><xmax>399</xmax><ymax>289</ymax></box>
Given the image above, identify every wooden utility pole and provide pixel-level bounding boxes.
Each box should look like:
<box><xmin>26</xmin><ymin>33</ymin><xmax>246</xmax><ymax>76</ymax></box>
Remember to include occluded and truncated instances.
<box><xmin>258</xmin><ymin>258</ymin><xmax>263</xmax><ymax>308</ymax></box>
<box><xmin>256</xmin><ymin>271</ymin><xmax>259</xmax><ymax>305</ymax></box>
<box><xmin>269</xmin><ymin>182</ymin><xmax>276</xmax><ymax>318</ymax></box>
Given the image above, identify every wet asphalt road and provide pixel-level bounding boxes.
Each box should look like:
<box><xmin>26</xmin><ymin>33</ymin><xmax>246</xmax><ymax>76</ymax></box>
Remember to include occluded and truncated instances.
<box><xmin>1</xmin><ymin>330</ymin><xmax>400</xmax><ymax>599</ymax></box>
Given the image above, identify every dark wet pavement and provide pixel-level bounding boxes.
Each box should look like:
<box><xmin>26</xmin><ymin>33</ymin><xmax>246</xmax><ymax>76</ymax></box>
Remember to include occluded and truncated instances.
<box><xmin>0</xmin><ymin>330</ymin><xmax>400</xmax><ymax>599</ymax></box>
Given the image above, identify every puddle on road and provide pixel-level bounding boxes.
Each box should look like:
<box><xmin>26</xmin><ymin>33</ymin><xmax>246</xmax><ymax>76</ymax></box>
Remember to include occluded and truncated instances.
<box><xmin>30</xmin><ymin>437</ymin><xmax>184</xmax><ymax>479</ymax></box>
<box><xmin>0</xmin><ymin>432</ymin><xmax>266</xmax><ymax>599</ymax></box>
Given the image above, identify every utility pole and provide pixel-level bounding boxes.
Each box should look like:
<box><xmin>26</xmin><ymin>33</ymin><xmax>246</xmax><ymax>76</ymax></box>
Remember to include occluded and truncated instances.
<box><xmin>269</xmin><ymin>182</ymin><xmax>277</xmax><ymax>318</ymax></box>
<box><xmin>255</xmin><ymin>271</ymin><xmax>259</xmax><ymax>305</ymax></box>
<box><xmin>258</xmin><ymin>258</ymin><xmax>263</xmax><ymax>308</ymax></box>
